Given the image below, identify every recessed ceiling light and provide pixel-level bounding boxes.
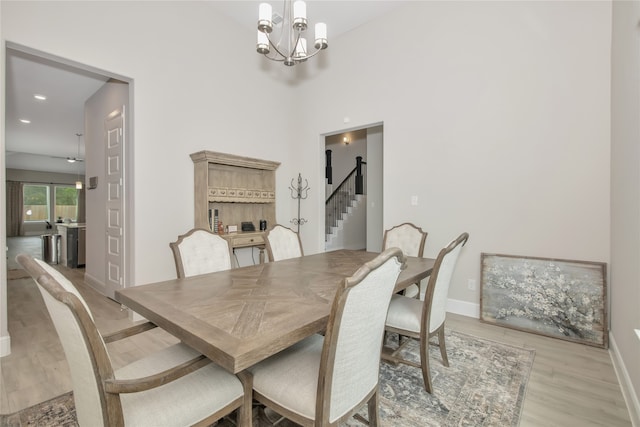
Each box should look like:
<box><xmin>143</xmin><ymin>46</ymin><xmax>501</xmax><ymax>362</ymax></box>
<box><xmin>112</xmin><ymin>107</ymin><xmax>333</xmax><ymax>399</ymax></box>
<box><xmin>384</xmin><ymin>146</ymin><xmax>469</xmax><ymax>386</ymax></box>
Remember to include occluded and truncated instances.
<box><xmin>19</xmin><ymin>119</ymin><xmax>31</xmax><ymax>124</ymax></box>
<box><xmin>34</xmin><ymin>94</ymin><xmax>47</xmax><ymax>100</ymax></box>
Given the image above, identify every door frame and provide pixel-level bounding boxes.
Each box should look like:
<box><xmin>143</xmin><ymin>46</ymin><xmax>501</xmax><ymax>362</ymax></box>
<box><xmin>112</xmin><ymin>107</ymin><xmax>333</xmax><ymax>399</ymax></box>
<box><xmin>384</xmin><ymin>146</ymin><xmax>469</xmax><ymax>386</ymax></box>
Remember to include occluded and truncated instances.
<box><xmin>320</xmin><ymin>122</ymin><xmax>384</xmax><ymax>253</ymax></box>
<box><xmin>1</xmin><ymin>42</ymin><xmax>135</xmax><ymax>355</ymax></box>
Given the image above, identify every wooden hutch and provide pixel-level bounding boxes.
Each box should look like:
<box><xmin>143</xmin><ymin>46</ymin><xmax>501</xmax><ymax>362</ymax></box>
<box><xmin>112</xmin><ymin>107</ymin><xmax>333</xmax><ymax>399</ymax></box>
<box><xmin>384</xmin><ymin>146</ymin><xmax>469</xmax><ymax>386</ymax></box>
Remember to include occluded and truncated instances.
<box><xmin>190</xmin><ymin>150</ymin><xmax>280</xmax><ymax>263</ymax></box>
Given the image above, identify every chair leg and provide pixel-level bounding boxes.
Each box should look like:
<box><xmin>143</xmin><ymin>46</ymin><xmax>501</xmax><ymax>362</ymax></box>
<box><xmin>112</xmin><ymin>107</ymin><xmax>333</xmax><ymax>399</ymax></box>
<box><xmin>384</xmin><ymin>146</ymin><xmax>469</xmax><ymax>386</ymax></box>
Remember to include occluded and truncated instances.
<box><xmin>236</xmin><ymin>371</ymin><xmax>253</xmax><ymax>427</ymax></box>
<box><xmin>437</xmin><ymin>325</ymin><xmax>449</xmax><ymax>367</ymax></box>
<box><xmin>419</xmin><ymin>334</ymin><xmax>434</xmax><ymax>394</ymax></box>
<box><xmin>367</xmin><ymin>390</ymin><xmax>379</xmax><ymax>427</ymax></box>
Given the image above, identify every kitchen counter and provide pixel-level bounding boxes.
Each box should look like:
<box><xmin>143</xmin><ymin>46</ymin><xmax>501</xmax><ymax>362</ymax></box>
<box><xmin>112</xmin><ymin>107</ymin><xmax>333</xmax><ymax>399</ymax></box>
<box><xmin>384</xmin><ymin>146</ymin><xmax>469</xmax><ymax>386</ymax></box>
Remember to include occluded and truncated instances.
<box><xmin>55</xmin><ymin>222</ymin><xmax>86</xmax><ymax>229</ymax></box>
<box><xmin>56</xmin><ymin>223</ymin><xmax>86</xmax><ymax>267</ymax></box>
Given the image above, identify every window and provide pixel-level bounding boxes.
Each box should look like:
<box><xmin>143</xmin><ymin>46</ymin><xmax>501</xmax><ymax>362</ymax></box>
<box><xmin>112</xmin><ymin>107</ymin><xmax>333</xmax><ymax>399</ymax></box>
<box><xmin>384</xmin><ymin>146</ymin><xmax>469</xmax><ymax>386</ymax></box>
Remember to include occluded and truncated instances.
<box><xmin>22</xmin><ymin>184</ymin><xmax>79</xmax><ymax>223</ymax></box>
<box><xmin>23</xmin><ymin>184</ymin><xmax>49</xmax><ymax>222</ymax></box>
<box><xmin>55</xmin><ymin>186</ymin><xmax>79</xmax><ymax>222</ymax></box>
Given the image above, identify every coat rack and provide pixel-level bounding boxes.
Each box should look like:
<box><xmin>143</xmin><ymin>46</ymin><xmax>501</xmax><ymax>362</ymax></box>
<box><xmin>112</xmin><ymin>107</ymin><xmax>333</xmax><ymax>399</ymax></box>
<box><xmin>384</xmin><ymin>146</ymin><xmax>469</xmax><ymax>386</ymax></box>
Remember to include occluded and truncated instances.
<box><xmin>289</xmin><ymin>173</ymin><xmax>309</xmax><ymax>233</ymax></box>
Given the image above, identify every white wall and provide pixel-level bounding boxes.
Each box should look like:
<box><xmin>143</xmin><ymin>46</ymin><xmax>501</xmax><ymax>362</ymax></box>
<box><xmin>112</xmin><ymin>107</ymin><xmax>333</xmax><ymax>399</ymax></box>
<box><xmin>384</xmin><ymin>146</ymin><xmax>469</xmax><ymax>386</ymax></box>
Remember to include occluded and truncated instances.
<box><xmin>610</xmin><ymin>0</ymin><xmax>640</xmax><ymax>422</ymax></box>
<box><xmin>300</xmin><ymin>1</ymin><xmax>611</xmax><ymax>306</ymax></box>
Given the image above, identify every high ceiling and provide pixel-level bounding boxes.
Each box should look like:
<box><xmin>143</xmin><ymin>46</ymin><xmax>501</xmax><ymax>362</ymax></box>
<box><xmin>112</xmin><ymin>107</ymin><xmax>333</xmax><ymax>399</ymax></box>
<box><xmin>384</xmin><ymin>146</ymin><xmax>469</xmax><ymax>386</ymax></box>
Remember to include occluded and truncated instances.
<box><xmin>209</xmin><ymin>1</ymin><xmax>406</xmax><ymax>39</ymax></box>
<box><xmin>4</xmin><ymin>1</ymin><xmax>406</xmax><ymax>174</ymax></box>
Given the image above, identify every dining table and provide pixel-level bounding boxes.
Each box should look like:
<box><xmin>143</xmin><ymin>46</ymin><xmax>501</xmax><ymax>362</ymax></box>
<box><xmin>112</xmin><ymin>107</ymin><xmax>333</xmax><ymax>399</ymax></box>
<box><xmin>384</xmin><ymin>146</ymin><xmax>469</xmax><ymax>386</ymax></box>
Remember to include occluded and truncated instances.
<box><xmin>115</xmin><ymin>249</ymin><xmax>435</xmax><ymax>374</ymax></box>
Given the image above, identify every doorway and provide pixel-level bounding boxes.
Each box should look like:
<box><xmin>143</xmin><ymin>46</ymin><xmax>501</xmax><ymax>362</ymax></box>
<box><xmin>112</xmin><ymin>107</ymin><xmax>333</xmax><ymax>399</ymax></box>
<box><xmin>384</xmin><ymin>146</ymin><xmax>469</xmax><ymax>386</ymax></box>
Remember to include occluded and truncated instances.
<box><xmin>3</xmin><ymin>43</ymin><xmax>133</xmax><ymax>298</ymax></box>
<box><xmin>323</xmin><ymin>124</ymin><xmax>383</xmax><ymax>252</ymax></box>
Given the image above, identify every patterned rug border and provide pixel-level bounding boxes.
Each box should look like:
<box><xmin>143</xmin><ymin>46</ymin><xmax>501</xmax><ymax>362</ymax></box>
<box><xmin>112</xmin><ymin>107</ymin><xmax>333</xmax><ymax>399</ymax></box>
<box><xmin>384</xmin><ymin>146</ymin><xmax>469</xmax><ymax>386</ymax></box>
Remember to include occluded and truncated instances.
<box><xmin>0</xmin><ymin>330</ymin><xmax>535</xmax><ymax>427</ymax></box>
<box><xmin>452</xmin><ymin>330</ymin><xmax>536</xmax><ymax>425</ymax></box>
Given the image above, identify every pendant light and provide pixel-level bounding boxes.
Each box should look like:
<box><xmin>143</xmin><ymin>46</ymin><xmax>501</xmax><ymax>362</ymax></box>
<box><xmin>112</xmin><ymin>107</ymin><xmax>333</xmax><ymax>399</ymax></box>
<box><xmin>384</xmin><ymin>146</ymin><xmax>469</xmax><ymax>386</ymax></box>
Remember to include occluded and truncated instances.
<box><xmin>75</xmin><ymin>133</ymin><xmax>83</xmax><ymax>189</ymax></box>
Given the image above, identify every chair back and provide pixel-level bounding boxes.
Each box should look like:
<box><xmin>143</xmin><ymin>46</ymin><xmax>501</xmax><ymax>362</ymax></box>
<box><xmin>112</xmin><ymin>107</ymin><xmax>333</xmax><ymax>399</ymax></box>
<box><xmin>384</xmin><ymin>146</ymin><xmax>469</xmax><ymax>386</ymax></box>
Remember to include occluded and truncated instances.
<box><xmin>264</xmin><ymin>224</ymin><xmax>303</xmax><ymax>262</ymax></box>
<box><xmin>319</xmin><ymin>247</ymin><xmax>405</xmax><ymax>423</ymax></box>
<box><xmin>382</xmin><ymin>222</ymin><xmax>427</xmax><ymax>257</ymax></box>
<box><xmin>423</xmin><ymin>233</ymin><xmax>469</xmax><ymax>333</ymax></box>
<box><xmin>170</xmin><ymin>228</ymin><xmax>232</xmax><ymax>278</ymax></box>
<box><xmin>16</xmin><ymin>253</ymin><xmax>116</xmax><ymax>426</ymax></box>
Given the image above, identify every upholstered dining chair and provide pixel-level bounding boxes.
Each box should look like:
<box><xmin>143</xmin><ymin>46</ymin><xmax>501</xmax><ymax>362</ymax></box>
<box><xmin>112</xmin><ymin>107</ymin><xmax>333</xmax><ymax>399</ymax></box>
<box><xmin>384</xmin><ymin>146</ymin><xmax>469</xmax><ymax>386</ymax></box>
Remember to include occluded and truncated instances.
<box><xmin>16</xmin><ymin>253</ymin><xmax>251</xmax><ymax>427</ymax></box>
<box><xmin>248</xmin><ymin>248</ymin><xmax>406</xmax><ymax>426</ymax></box>
<box><xmin>383</xmin><ymin>232</ymin><xmax>469</xmax><ymax>394</ymax></box>
<box><xmin>382</xmin><ymin>222</ymin><xmax>428</xmax><ymax>299</ymax></box>
<box><xmin>264</xmin><ymin>224</ymin><xmax>303</xmax><ymax>262</ymax></box>
<box><xmin>170</xmin><ymin>227</ymin><xmax>232</xmax><ymax>278</ymax></box>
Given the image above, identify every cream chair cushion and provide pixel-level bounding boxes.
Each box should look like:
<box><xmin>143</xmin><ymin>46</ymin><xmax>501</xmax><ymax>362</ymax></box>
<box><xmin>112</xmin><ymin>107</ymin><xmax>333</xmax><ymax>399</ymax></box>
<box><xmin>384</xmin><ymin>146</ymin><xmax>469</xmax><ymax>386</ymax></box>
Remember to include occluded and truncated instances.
<box><xmin>266</xmin><ymin>225</ymin><xmax>302</xmax><ymax>261</ymax></box>
<box><xmin>385</xmin><ymin>294</ymin><xmax>422</xmax><ymax>333</ymax></box>
<box><xmin>386</xmin><ymin>237</ymin><xmax>464</xmax><ymax>334</ymax></box>
<box><xmin>174</xmin><ymin>229</ymin><xmax>232</xmax><ymax>277</ymax></box>
<box><xmin>117</xmin><ymin>344</ymin><xmax>243</xmax><ymax>427</ymax></box>
<box><xmin>249</xmin><ymin>249</ymin><xmax>403</xmax><ymax>424</ymax></box>
<box><xmin>28</xmin><ymin>257</ymin><xmax>245</xmax><ymax>427</ymax></box>
<box><xmin>250</xmin><ymin>335</ymin><xmax>323</xmax><ymax>419</ymax></box>
<box><xmin>383</xmin><ymin>223</ymin><xmax>427</xmax><ymax>299</ymax></box>
<box><xmin>383</xmin><ymin>223</ymin><xmax>425</xmax><ymax>257</ymax></box>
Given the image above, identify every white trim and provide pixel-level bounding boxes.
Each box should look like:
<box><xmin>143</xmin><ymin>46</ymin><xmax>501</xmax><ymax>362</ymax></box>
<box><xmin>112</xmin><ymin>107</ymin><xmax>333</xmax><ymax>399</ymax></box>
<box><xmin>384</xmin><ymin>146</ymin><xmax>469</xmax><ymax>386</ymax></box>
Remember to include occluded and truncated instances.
<box><xmin>609</xmin><ymin>333</ymin><xmax>640</xmax><ymax>427</ymax></box>
<box><xmin>447</xmin><ymin>298</ymin><xmax>480</xmax><ymax>319</ymax></box>
<box><xmin>0</xmin><ymin>334</ymin><xmax>11</xmax><ymax>357</ymax></box>
<box><xmin>84</xmin><ymin>273</ymin><xmax>108</xmax><ymax>297</ymax></box>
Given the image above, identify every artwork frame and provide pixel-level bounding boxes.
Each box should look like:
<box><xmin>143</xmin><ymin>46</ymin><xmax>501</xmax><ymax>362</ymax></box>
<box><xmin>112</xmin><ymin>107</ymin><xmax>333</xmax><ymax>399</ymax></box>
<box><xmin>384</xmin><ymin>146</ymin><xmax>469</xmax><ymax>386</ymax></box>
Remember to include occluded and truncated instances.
<box><xmin>480</xmin><ymin>253</ymin><xmax>608</xmax><ymax>348</ymax></box>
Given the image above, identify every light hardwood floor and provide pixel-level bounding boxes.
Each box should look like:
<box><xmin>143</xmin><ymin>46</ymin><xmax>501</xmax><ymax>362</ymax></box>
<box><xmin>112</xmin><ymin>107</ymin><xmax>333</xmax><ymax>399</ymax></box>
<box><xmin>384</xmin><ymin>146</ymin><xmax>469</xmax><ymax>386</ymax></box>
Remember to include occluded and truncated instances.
<box><xmin>0</xmin><ymin>237</ymin><xmax>633</xmax><ymax>426</ymax></box>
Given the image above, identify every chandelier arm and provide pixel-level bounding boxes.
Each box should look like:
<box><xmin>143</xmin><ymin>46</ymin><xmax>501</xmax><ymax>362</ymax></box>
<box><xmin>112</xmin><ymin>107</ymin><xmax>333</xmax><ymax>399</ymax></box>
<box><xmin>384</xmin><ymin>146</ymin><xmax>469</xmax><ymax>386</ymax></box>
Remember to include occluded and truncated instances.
<box><xmin>298</xmin><ymin>46</ymin><xmax>323</xmax><ymax>61</ymax></box>
<box><xmin>262</xmin><ymin>52</ymin><xmax>286</xmax><ymax>63</ymax></box>
<box><xmin>266</xmin><ymin>35</ymin><xmax>291</xmax><ymax>60</ymax></box>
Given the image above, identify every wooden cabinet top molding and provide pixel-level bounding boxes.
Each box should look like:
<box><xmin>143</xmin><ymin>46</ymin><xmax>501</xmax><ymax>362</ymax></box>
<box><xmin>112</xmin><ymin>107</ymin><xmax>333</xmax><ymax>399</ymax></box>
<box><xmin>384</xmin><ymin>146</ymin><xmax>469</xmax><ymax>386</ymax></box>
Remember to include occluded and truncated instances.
<box><xmin>190</xmin><ymin>150</ymin><xmax>280</xmax><ymax>171</ymax></box>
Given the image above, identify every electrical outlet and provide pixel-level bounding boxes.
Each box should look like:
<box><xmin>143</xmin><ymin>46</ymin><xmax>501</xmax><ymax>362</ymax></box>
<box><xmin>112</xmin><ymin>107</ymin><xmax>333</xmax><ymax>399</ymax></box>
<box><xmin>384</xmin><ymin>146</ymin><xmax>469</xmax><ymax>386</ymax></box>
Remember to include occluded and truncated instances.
<box><xmin>411</xmin><ymin>195</ymin><xmax>418</xmax><ymax>206</ymax></box>
<box><xmin>467</xmin><ymin>279</ymin><xmax>476</xmax><ymax>291</ymax></box>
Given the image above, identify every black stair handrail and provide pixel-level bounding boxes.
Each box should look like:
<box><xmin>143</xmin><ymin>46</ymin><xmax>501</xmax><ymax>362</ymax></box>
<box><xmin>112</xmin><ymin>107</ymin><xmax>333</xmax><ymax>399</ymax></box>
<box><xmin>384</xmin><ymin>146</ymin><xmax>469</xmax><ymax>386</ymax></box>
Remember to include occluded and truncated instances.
<box><xmin>326</xmin><ymin>159</ymin><xmax>367</xmax><ymax>204</ymax></box>
<box><xmin>326</xmin><ymin>166</ymin><xmax>357</xmax><ymax>204</ymax></box>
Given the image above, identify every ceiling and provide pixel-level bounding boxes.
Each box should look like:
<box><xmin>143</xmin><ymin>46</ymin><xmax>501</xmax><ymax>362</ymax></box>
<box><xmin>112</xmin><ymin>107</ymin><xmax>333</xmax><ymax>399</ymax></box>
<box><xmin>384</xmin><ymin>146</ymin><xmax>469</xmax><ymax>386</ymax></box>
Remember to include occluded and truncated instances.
<box><xmin>5</xmin><ymin>49</ymin><xmax>110</xmax><ymax>174</ymax></box>
<box><xmin>4</xmin><ymin>1</ymin><xmax>405</xmax><ymax>175</ymax></box>
<box><xmin>209</xmin><ymin>1</ymin><xmax>406</xmax><ymax>39</ymax></box>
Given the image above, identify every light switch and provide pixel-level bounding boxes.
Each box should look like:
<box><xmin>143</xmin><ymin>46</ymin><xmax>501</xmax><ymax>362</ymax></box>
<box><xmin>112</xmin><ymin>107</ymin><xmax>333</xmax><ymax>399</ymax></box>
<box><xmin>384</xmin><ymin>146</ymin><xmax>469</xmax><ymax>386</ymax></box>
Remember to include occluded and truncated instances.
<box><xmin>411</xmin><ymin>196</ymin><xmax>418</xmax><ymax>206</ymax></box>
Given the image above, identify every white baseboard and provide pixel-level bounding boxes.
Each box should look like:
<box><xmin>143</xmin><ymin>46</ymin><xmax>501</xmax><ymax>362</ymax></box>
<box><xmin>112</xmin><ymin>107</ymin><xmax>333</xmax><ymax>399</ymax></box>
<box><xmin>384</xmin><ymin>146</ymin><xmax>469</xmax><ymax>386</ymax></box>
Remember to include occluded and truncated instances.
<box><xmin>0</xmin><ymin>334</ymin><xmax>11</xmax><ymax>357</ymax></box>
<box><xmin>84</xmin><ymin>272</ymin><xmax>106</xmax><ymax>294</ymax></box>
<box><xmin>84</xmin><ymin>273</ymin><xmax>147</xmax><ymax>322</ymax></box>
<box><xmin>447</xmin><ymin>298</ymin><xmax>480</xmax><ymax>319</ymax></box>
<box><xmin>609</xmin><ymin>333</ymin><xmax>640</xmax><ymax>427</ymax></box>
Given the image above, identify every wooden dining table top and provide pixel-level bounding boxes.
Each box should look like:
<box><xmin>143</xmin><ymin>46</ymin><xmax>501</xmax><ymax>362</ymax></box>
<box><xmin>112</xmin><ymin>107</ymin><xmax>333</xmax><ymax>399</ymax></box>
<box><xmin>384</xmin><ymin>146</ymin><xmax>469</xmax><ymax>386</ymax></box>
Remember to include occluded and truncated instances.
<box><xmin>115</xmin><ymin>249</ymin><xmax>435</xmax><ymax>374</ymax></box>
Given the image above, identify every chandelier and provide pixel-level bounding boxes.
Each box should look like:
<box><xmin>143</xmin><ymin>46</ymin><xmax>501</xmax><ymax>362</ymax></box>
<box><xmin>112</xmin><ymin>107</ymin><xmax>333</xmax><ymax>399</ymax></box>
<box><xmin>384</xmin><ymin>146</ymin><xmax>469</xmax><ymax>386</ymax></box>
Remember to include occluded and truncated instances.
<box><xmin>256</xmin><ymin>1</ymin><xmax>328</xmax><ymax>66</ymax></box>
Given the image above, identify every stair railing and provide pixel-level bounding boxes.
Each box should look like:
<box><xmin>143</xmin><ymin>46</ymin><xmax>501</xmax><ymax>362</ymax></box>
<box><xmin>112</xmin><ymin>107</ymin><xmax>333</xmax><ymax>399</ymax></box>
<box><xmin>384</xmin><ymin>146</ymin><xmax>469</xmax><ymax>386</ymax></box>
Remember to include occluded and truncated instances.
<box><xmin>325</xmin><ymin>159</ymin><xmax>366</xmax><ymax>237</ymax></box>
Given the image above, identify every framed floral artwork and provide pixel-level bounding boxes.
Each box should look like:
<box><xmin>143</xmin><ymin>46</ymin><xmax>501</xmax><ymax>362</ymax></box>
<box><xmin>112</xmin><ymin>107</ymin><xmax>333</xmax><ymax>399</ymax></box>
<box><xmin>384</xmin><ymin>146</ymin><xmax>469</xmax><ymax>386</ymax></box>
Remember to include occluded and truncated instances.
<box><xmin>480</xmin><ymin>253</ymin><xmax>608</xmax><ymax>348</ymax></box>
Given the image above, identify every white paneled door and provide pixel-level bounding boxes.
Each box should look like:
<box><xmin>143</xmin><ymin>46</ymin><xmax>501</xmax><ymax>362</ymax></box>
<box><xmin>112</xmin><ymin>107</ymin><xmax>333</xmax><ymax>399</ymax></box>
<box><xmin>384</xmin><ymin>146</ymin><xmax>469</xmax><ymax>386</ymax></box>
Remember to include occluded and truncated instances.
<box><xmin>105</xmin><ymin>107</ymin><xmax>125</xmax><ymax>296</ymax></box>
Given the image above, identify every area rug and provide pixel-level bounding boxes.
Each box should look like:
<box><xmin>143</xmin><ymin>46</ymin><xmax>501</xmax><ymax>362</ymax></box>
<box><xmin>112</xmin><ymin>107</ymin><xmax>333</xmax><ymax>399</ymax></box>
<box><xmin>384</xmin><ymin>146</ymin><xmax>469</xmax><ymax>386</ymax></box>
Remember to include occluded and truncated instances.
<box><xmin>0</xmin><ymin>330</ymin><xmax>534</xmax><ymax>427</ymax></box>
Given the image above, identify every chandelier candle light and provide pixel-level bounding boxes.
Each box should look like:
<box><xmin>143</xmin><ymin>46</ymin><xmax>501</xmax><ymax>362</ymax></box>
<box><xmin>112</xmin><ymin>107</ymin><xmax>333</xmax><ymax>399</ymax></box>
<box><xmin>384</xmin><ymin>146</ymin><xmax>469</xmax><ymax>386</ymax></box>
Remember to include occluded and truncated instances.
<box><xmin>257</xmin><ymin>0</ymin><xmax>328</xmax><ymax>66</ymax></box>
